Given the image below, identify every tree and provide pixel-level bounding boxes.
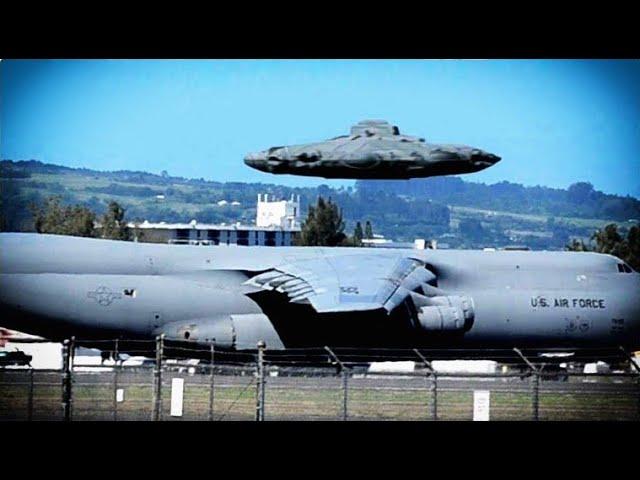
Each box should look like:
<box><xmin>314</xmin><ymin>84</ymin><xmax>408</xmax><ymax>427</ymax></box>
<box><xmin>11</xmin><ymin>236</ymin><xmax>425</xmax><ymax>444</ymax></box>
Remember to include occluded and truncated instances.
<box><xmin>627</xmin><ymin>224</ymin><xmax>640</xmax><ymax>271</ymax></box>
<box><xmin>566</xmin><ymin>223</ymin><xmax>640</xmax><ymax>271</ymax></box>
<box><xmin>353</xmin><ymin>221</ymin><xmax>364</xmax><ymax>246</ymax></box>
<box><xmin>459</xmin><ymin>218</ymin><xmax>485</xmax><ymax>242</ymax></box>
<box><xmin>364</xmin><ymin>220</ymin><xmax>373</xmax><ymax>239</ymax></box>
<box><xmin>566</xmin><ymin>238</ymin><xmax>589</xmax><ymax>252</ymax></box>
<box><xmin>567</xmin><ymin>182</ymin><xmax>595</xmax><ymax>204</ymax></box>
<box><xmin>31</xmin><ymin>196</ymin><xmax>96</xmax><ymax>237</ymax></box>
<box><xmin>591</xmin><ymin>224</ymin><xmax>623</xmax><ymax>255</ymax></box>
<box><xmin>296</xmin><ymin>196</ymin><xmax>347</xmax><ymax>246</ymax></box>
<box><xmin>592</xmin><ymin>224</ymin><xmax>640</xmax><ymax>271</ymax></box>
<box><xmin>101</xmin><ymin>201</ymin><xmax>131</xmax><ymax>241</ymax></box>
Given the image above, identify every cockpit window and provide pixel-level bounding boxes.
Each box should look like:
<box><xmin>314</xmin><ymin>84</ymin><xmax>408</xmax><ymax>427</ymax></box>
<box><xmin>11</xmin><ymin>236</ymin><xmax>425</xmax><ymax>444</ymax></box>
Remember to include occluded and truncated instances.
<box><xmin>617</xmin><ymin>263</ymin><xmax>634</xmax><ymax>273</ymax></box>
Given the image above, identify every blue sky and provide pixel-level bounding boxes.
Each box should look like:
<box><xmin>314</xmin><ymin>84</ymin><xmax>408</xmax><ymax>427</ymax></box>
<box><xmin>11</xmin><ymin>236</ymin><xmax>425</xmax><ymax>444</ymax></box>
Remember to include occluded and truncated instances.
<box><xmin>1</xmin><ymin>59</ymin><xmax>639</xmax><ymax>197</ymax></box>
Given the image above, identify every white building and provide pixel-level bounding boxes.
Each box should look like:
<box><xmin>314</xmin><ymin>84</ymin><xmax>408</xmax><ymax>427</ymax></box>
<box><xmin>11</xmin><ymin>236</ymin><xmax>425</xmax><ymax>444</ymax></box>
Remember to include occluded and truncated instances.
<box><xmin>256</xmin><ymin>194</ymin><xmax>301</xmax><ymax>229</ymax></box>
<box><xmin>131</xmin><ymin>220</ymin><xmax>299</xmax><ymax>246</ymax></box>
<box><xmin>361</xmin><ymin>233</ymin><xmax>393</xmax><ymax>247</ymax></box>
<box><xmin>128</xmin><ymin>193</ymin><xmax>301</xmax><ymax>247</ymax></box>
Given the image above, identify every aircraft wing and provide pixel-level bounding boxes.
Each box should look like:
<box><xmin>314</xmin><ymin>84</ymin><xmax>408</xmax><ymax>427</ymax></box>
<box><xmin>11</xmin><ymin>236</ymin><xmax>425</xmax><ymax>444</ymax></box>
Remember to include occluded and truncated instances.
<box><xmin>244</xmin><ymin>252</ymin><xmax>436</xmax><ymax>313</ymax></box>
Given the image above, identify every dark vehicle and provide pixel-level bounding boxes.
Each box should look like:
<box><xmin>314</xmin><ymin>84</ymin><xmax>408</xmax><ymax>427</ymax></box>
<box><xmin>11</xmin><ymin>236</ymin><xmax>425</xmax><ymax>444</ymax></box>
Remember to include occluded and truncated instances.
<box><xmin>0</xmin><ymin>350</ymin><xmax>33</xmax><ymax>367</ymax></box>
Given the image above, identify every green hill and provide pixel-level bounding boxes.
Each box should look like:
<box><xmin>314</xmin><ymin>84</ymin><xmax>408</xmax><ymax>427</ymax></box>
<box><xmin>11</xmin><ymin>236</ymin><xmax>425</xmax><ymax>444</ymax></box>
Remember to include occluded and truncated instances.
<box><xmin>1</xmin><ymin>159</ymin><xmax>638</xmax><ymax>250</ymax></box>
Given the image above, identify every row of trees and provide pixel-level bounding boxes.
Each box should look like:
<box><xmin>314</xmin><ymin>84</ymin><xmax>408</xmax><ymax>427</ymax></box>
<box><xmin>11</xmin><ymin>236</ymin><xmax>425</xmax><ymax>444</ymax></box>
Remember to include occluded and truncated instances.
<box><xmin>31</xmin><ymin>194</ymin><xmax>372</xmax><ymax>248</ymax></box>
<box><xmin>566</xmin><ymin>223</ymin><xmax>639</xmax><ymax>271</ymax></box>
<box><xmin>31</xmin><ymin>196</ymin><xmax>132</xmax><ymax>241</ymax></box>
<box><xmin>352</xmin><ymin>220</ymin><xmax>374</xmax><ymax>246</ymax></box>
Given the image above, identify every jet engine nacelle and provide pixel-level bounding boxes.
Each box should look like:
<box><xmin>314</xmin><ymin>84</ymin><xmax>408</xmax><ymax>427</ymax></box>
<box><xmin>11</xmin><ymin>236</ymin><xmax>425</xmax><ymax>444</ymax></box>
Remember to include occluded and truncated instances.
<box><xmin>157</xmin><ymin>315</ymin><xmax>235</xmax><ymax>347</ymax></box>
<box><xmin>415</xmin><ymin>295</ymin><xmax>475</xmax><ymax>331</ymax></box>
<box><xmin>427</xmin><ymin>295</ymin><xmax>474</xmax><ymax>321</ymax></box>
<box><xmin>156</xmin><ymin>313</ymin><xmax>285</xmax><ymax>350</ymax></box>
<box><xmin>417</xmin><ymin>306</ymin><xmax>466</xmax><ymax>331</ymax></box>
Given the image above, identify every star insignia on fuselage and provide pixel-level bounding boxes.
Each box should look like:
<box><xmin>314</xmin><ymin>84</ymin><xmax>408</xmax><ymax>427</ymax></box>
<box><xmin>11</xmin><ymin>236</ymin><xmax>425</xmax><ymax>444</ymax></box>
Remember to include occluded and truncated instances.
<box><xmin>87</xmin><ymin>286</ymin><xmax>122</xmax><ymax>306</ymax></box>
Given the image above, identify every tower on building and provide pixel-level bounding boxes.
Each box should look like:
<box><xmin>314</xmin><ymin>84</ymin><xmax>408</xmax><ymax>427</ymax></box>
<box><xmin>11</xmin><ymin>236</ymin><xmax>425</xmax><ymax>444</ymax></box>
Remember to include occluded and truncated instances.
<box><xmin>256</xmin><ymin>193</ymin><xmax>301</xmax><ymax>229</ymax></box>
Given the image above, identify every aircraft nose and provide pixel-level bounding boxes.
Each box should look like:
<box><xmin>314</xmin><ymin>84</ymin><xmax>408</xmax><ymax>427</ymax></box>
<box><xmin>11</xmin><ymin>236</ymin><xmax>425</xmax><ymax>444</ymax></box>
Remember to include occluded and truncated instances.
<box><xmin>470</xmin><ymin>150</ymin><xmax>501</xmax><ymax>167</ymax></box>
<box><xmin>244</xmin><ymin>152</ymin><xmax>267</xmax><ymax>169</ymax></box>
<box><xmin>485</xmin><ymin>153</ymin><xmax>501</xmax><ymax>164</ymax></box>
<box><xmin>244</xmin><ymin>156</ymin><xmax>259</xmax><ymax>168</ymax></box>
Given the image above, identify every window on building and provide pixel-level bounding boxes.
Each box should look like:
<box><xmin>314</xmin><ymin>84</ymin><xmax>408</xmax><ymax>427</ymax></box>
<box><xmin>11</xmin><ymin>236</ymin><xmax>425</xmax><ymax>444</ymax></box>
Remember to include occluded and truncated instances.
<box><xmin>237</xmin><ymin>230</ymin><xmax>249</xmax><ymax>246</ymax></box>
<box><xmin>265</xmin><ymin>231</ymin><xmax>276</xmax><ymax>247</ymax></box>
<box><xmin>176</xmin><ymin>229</ymin><xmax>190</xmax><ymax>240</ymax></box>
<box><xmin>206</xmin><ymin>230</ymin><xmax>220</xmax><ymax>245</ymax></box>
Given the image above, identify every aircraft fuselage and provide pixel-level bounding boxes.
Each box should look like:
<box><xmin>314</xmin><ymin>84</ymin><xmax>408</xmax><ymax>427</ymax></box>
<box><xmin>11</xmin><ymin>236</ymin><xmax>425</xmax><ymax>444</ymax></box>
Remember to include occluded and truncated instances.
<box><xmin>1</xmin><ymin>233</ymin><xmax>638</xmax><ymax>353</ymax></box>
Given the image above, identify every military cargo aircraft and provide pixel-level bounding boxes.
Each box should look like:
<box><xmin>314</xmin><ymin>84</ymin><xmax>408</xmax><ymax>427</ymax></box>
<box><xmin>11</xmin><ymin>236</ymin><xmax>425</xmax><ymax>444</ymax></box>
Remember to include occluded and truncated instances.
<box><xmin>244</xmin><ymin>120</ymin><xmax>501</xmax><ymax>179</ymax></box>
<box><xmin>0</xmin><ymin>233</ymin><xmax>638</xmax><ymax>359</ymax></box>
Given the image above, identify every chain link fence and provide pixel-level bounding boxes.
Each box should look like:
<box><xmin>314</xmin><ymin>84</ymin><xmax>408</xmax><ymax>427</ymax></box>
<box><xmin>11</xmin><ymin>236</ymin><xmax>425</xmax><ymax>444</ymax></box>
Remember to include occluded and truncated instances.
<box><xmin>1</xmin><ymin>337</ymin><xmax>639</xmax><ymax>421</ymax></box>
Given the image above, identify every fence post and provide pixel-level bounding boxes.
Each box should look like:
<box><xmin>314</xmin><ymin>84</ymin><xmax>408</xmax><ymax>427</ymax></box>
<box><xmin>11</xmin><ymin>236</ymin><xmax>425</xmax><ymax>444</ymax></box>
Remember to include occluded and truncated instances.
<box><xmin>514</xmin><ymin>348</ymin><xmax>539</xmax><ymax>421</ymax></box>
<box><xmin>208</xmin><ymin>342</ymin><xmax>215</xmax><ymax>422</ymax></box>
<box><xmin>637</xmin><ymin>375</ymin><xmax>640</xmax><ymax>421</ymax></box>
<box><xmin>61</xmin><ymin>337</ymin><xmax>74</xmax><ymax>422</ymax></box>
<box><xmin>152</xmin><ymin>334</ymin><xmax>164</xmax><ymax>421</ymax></box>
<box><xmin>325</xmin><ymin>347</ymin><xmax>348</xmax><ymax>421</ymax></box>
<box><xmin>531</xmin><ymin>370</ymin><xmax>540</xmax><ymax>421</ymax></box>
<box><xmin>619</xmin><ymin>347</ymin><xmax>640</xmax><ymax>420</ymax></box>
<box><xmin>27</xmin><ymin>368</ymin><xmax>34</xmax><ymax>421</ymax></box>
<box><xmin>255</xmin><ymin>341</ymin><xmax>266</xmax><ymax>421</ymax></box>
<box><xmin>342</xmin><ymin>368</ymin><xmax>349</xmax><ymax>421</ymax></box>
<box><xmin>414</xmin><ymin>349</ymin><xmax>437</xmax><ymax>421</ymax></box>
<box><xmin>431</xmin><ymin>372</ymin><xmax>438</xmax><ymax>421</ymax></box>
<box><xmin>113</xmin><ymin>339</ymin><xmax>119</xmax><ymax>421</ymax></box>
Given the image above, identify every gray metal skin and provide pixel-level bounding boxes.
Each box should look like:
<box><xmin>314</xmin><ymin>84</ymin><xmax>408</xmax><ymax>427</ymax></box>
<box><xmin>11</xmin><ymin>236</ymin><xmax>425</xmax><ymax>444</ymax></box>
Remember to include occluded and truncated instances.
<box><xmin>1</xmin><ymin>233</ymin><xmax>638</xmax><ymax>354</ymax></box>
<box><xmin>244</xmin><ymin>120</ymin><xmax>501</xmax><ymax>179</ymax></box>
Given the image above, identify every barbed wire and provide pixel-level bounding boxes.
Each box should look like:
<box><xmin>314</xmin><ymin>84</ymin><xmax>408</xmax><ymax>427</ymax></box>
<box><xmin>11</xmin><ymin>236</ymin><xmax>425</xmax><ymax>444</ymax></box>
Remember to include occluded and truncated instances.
<box><xmin>215</xmin><ymin>376</ymin><xmax>257</xmax><ymax>421</ymax></box>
